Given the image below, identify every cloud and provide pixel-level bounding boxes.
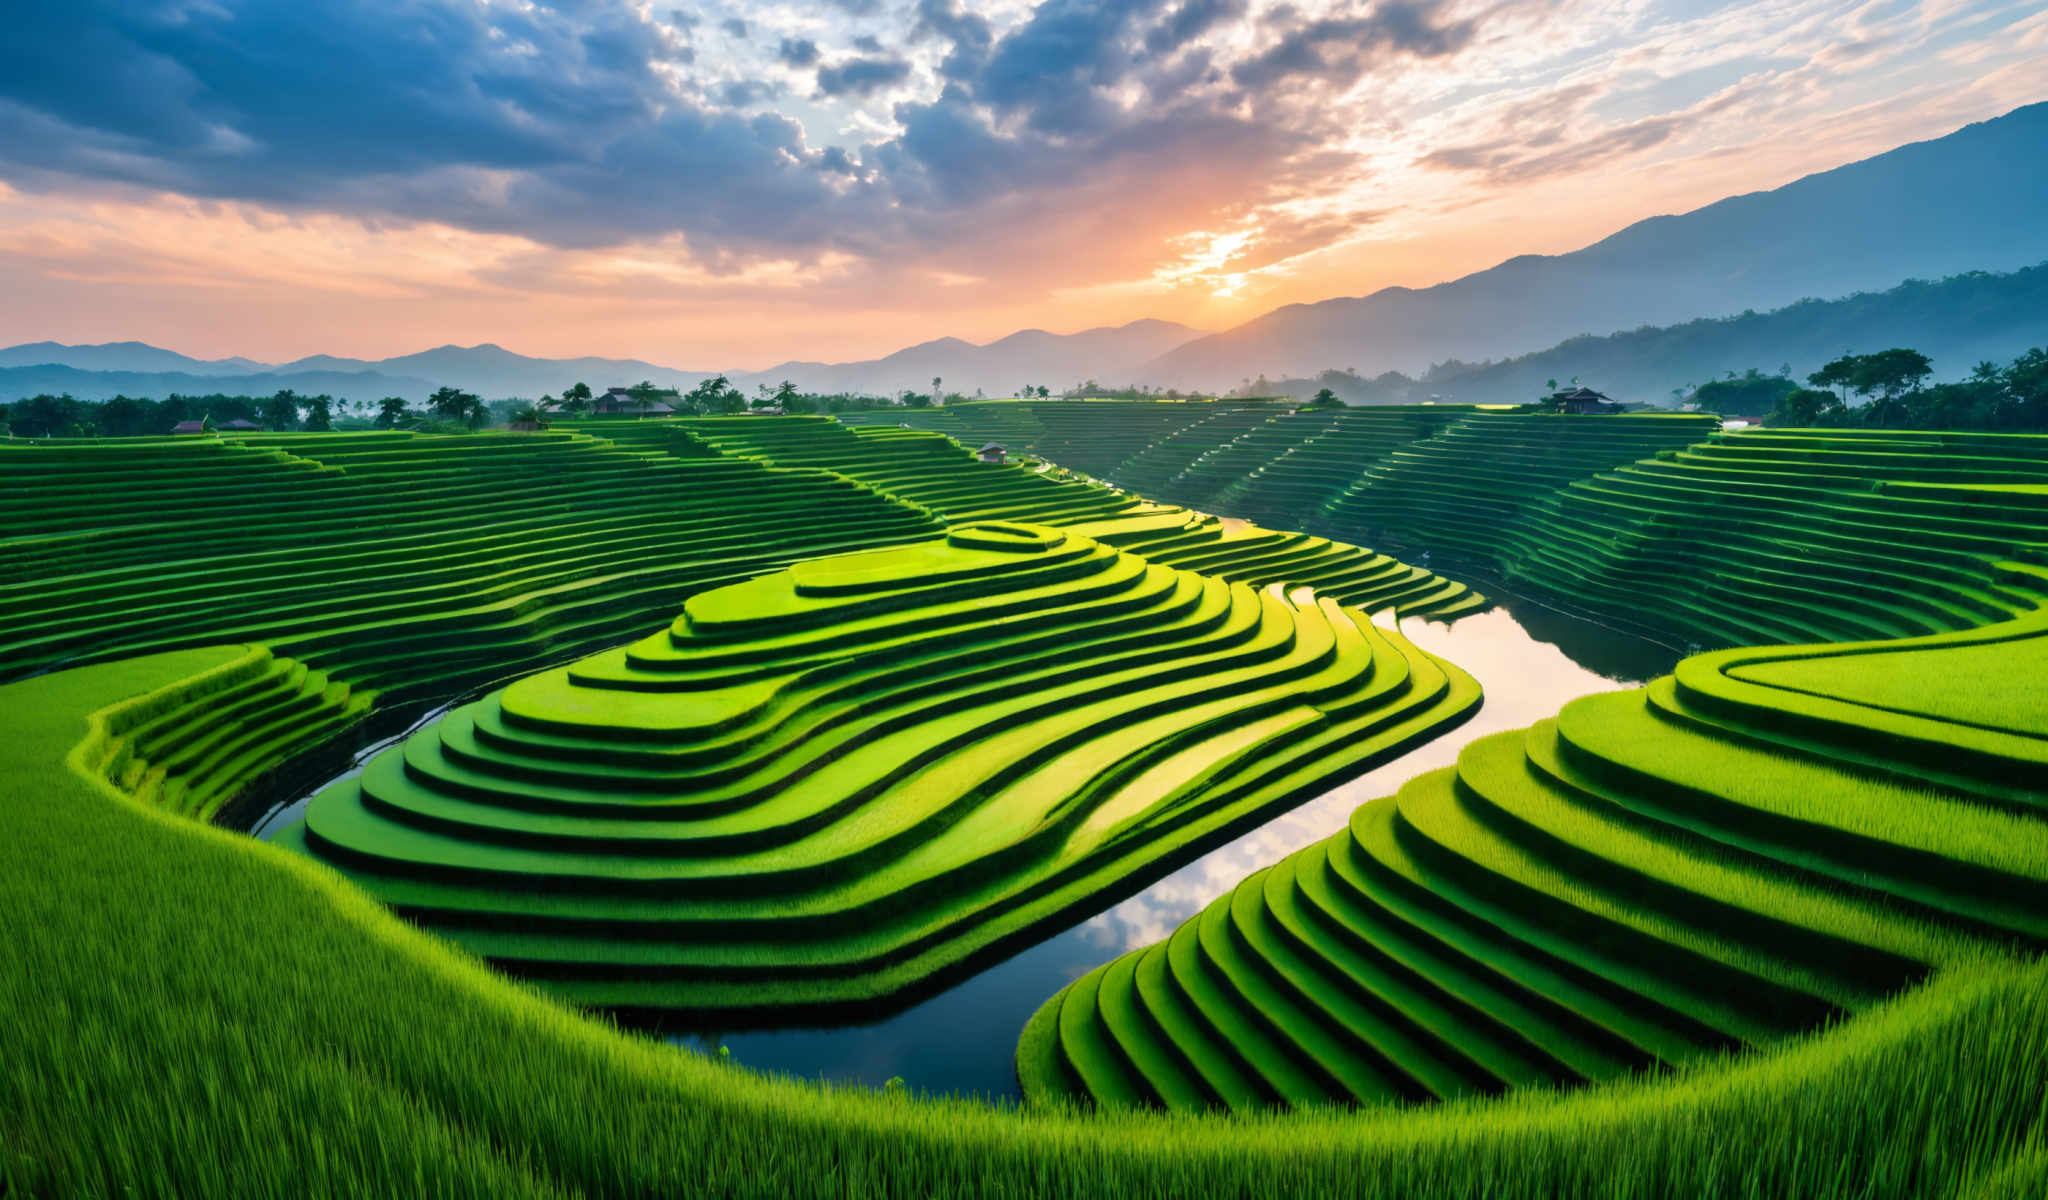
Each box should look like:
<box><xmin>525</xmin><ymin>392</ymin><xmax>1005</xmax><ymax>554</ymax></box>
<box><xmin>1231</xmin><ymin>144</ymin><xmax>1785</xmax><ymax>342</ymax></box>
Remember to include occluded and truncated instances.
<box><xmin>816</xmin><ymin>56</ymin><xmax>914</xmax><ymax>99</ymax></box>
<box><xmin>1145</xmin><ymin>0</ymin><xmax>1248</xmax><ymax>55</ymax></box>
<box><xmin>1230</xmin><ymin>3</ymin><xmax>1477</xmax><ymax>91</ymax></box>
<box><xmin>13</xmin><ymin>0</ymin><xmax>2008</xmax><ymax>324</ymax></box>
<box><xmin>777</xmin><ymin>37</ymin><xmax>821</xmax><ymax>68</ymax></box>
<box><xmin>719</xmin><ymin>80</ymin><xmax>784</xmax><ymax>107</ymax></box>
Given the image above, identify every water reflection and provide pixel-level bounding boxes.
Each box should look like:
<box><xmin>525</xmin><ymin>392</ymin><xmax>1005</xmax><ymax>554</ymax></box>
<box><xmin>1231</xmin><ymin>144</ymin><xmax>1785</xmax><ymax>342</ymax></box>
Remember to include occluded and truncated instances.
<box><xmin>692</xmin><ymin>598</ymin><xmax>1675</xmax><ymax>1102</ymax></box>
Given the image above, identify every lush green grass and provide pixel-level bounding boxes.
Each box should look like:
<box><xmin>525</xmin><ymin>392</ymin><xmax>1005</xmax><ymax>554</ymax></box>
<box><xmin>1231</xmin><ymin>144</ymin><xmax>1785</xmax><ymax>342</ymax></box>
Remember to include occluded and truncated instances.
<box><xmin>4</xmin><ymin>651</ymin><xmax>2046</xmax><ymax>1197</ymax></box>
<box><xmin>278</xmin><ymin>520</ymin><xmax>1479</xmax><ymax>1015</ymax></box>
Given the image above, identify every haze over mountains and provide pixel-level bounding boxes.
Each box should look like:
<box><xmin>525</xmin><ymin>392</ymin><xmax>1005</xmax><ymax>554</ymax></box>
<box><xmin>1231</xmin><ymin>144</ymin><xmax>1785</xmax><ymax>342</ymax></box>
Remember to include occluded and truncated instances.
<box><xmin>5</xmin><ymin>102</ymin><xmax>2045</xmax><ymax>407</ymax></box>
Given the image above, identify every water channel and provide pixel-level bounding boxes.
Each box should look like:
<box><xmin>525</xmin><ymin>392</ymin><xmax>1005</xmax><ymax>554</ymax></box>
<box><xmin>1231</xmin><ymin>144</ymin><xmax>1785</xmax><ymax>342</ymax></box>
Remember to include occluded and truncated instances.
<box><xmin>246</xmin><ymin>582</ymin><xmax>1678</xmax><ymax>1104</ymax></box>
<box><xmin>669</xmin><ymin>589</ymin><xmax>1678</xmax><ymax>1102</ymax></box>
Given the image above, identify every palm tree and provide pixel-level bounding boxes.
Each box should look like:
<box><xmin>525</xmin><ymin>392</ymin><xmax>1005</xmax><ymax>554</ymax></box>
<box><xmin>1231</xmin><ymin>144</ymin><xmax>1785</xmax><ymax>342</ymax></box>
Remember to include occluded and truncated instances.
<box><xmin>626</xmin><ymin>380</ymin><xmax>665</xmax><ymax>417</ymax></box>
<box><xmin>462</xmin><ymin>395</ymin><xmax>490</xmax><ymax>431</ymax></box>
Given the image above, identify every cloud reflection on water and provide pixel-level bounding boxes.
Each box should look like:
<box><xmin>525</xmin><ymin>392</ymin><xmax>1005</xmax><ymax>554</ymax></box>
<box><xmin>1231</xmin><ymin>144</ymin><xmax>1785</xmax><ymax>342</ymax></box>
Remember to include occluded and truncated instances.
<box><xmin>1075</xmin><ymin>605</ymin><xmax>1646</xmax><ymax>955</ymax></box>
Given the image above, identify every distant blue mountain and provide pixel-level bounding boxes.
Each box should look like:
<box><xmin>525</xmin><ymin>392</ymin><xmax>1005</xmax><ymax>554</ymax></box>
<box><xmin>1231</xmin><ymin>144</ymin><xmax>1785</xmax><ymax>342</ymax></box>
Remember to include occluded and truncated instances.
<box><xmin>0</xmin><ymin>321</ymin><xmax>1207</xmax><ymax>402</ymax></box>
<box><xmin>0</xmin><ymin>341</ymin><xmax>266</xmax><ymax>375</ymax></box>
<box><xmin>0</xmin><ymin>364</ymin><xmax>438</xmax><ymax>405</ymax></box>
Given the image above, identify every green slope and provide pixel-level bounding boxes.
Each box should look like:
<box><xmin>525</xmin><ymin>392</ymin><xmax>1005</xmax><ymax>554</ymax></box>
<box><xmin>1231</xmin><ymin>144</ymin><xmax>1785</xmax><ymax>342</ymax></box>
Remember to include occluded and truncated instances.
<box><xmin>283</xmin><ymin>521</ymin><xmax>1480</xmax><ymax>1014</ymax></box>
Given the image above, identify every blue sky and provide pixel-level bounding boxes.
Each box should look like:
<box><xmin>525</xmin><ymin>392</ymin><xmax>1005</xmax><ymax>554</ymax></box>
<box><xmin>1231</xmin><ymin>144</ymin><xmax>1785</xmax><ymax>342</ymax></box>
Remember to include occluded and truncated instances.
<box><xmin>0</xmin><ymin>0</ymin><xmax>2042</xmax><ymax>364</ymax></box>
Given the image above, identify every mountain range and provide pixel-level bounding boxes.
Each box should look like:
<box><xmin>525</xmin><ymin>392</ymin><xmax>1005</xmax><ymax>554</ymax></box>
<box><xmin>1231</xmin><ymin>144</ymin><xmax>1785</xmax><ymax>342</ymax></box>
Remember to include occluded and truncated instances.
<box><xmin>1145</xmin><ymin>100</ymin><xmax>2048</xmax><ymax>386</ymax></box>
<box><xmin>1257</xmin><ymin>261</ymin><xmax>2048</xmax><ymax>407</ymax></box>
<box><xmin>0</xmin><ymin>321</ymin><xmax>1206</xmax><ymax>405</ymax></box>
<box><xmin>4</xmin><ymin>101</ymin><xmax>2045</xmax><ymax>405</ymax></box>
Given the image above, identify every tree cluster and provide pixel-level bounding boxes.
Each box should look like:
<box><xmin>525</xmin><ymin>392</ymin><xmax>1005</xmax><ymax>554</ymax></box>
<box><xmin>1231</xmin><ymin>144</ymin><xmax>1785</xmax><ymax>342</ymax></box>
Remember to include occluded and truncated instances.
<box><xmin>1763</xmin><ymin>346</ymin><xmax>2048</xmax><ymax>429</ymax></box>
<box><xmin>1686</xmin><ymin>369</ymin><xmax>1799</xmax><ymax>418</ymax></box>
<box><xmin>0</xmin><ymin>389</ymin><xmax>364</xmax><ymax>438</ymax></box>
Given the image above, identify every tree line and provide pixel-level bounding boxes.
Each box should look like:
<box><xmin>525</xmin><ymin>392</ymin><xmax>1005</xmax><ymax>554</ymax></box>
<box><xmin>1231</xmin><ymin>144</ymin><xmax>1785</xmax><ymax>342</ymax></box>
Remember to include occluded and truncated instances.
<box><xmin>1</xmin><ymin>378</ymin><xmax>970</xmax><ymax>438</ymax></box>
<box><xmin>1760</xmin><ymin>345</ymin><xmax>2048</xmax><ymax>429</ymax></box>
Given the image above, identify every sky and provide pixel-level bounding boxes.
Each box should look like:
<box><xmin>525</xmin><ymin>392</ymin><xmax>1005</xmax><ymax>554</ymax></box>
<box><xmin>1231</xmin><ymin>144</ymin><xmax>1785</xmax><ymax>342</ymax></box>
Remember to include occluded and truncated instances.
<box><xmin>0</xmin><ymin>0</ymin><xmax>2043</xmax><ymax>369</ymax></box>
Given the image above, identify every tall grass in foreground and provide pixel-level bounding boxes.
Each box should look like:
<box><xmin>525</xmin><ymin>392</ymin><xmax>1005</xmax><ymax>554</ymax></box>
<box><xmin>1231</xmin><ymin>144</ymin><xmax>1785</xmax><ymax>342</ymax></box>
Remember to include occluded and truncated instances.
<box><xmin>2</xmin><ymin>651</ymin><xmax>2045</xmax><ymax>1198</ymax></box>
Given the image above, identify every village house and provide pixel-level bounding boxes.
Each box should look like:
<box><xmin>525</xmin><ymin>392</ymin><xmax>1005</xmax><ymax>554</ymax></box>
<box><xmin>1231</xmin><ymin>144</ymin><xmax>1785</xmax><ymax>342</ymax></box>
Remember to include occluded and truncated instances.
<box><xmin>591</xmin><ymin>386</ymin><xmax>677</xmax><ymax>416</ymax></box>
<box><xmin>976</xmin><ymin>442</ymin><xmax>1008</xmax><ymax>464</ymax></box>
<box><xmin>1550</xmin><ymin>387</ymin><xmax>1619</xmax><ymax>414</ymax></box>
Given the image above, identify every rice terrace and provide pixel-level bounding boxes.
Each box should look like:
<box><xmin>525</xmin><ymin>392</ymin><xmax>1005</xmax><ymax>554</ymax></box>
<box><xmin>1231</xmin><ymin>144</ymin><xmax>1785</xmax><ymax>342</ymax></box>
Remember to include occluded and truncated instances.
<box><xmin>5</xmin><ymin>5</ymin><xmax>2048</xmax><ymax>1199</ymax></box>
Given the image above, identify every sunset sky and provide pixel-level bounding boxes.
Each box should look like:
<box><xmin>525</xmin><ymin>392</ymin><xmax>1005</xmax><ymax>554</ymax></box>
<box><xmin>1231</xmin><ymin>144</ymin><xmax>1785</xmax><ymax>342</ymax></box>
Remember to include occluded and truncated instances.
<box><xmin>3</xmin><ymin>1</ymin><xmax>2044</xmax><ymax>368</ymax></box>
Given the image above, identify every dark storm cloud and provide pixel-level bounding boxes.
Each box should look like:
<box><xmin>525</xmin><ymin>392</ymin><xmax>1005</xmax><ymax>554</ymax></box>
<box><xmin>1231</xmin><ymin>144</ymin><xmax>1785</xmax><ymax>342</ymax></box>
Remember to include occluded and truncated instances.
<box><xmin>0</xmin><ymin>0</ymin><xmax>1490</xmax><ymax>265</ymax></box>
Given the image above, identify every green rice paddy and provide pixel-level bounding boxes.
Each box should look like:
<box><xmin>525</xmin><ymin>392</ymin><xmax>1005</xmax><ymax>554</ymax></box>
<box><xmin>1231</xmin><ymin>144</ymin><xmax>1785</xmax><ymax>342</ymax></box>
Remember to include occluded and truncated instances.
<box><xmin>279</xmin><ymin>520</ymin><xmax>1478</xmax><ymax>1015</ymax></box>
<box><xmin>6</xmin><ymin>402</ymin><xmax>2048</xmax><ymax>1196</ymax></box>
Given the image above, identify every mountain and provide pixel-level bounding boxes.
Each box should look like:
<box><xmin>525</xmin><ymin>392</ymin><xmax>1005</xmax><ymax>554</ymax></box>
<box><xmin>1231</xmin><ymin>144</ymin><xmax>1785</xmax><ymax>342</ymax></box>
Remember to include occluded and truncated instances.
<box><xmin>0</xmin><ymin>341</ymin><xmax>266</xmax><ymax>375</ymax></box>
<box><xmin>1148</xmin><ymin>101</ymin><xmax>2048</xmax><ymax>387</ymax></box>
<box><xmin>0</xmin><ymin>320</ymin><xmax>1205</xmax><ymax>403</ymax></box>
<box><xmin>267</xmin><ymin>344</ymin><xmax>710</xmax><ymax>400</ymax></box>
<box><xmin>1254</xmin><ymin>261</ymin><xmax>2048</xmax><ymax>406</ymax></box>
<box><xmin>0</xmin><ymin>364</ymin><xmax>438</xmax><ymax>406</ymax></box>
<box><xmin>734</xmin><ymin>319</ymin><xmax>1204</xmax><ymax>396</ymax></box>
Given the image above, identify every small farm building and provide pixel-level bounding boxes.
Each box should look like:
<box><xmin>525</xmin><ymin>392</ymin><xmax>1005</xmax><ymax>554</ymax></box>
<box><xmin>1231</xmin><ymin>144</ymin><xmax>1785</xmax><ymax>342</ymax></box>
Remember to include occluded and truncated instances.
<box><xmin>1552</xmin><ymin>387</ymin><xmax>1618</xmax><ymax>414</ymax></box>
<box><xmin>593</xmin><ymin>387</ymin><xmax>677</xmax><ymax>416</ymax></box>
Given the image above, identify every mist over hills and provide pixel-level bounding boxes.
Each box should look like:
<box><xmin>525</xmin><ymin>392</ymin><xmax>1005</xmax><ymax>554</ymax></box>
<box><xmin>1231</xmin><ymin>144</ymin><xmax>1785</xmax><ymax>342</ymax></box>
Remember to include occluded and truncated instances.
<box><xmin>1146</xmin><ymin>101</ymin><xmax>2048</xmax><ymax>387</ymax></box>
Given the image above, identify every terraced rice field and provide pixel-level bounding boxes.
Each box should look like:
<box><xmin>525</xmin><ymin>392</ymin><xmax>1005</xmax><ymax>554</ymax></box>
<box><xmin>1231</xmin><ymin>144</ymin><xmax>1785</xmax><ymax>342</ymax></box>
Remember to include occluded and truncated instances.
<box><xmin>1019</xmin><ymin>608</ymin><xmax>2048</xmax><ymax>1110</ymax></box>
<box><xmin>279</xmin><ymin>520</ymin><xmax>1480</xmax><ymax>1014</ymax></box>
<box><xmin>1493</xmin><ymin>429</ymin><xmax>2048</xmax><ymax>647</ymax></box>
<box><xmin>0</xmin><ymin>430</ymin><xmax>939</xmax><ymax>695</ymax></box>
<box><xmin>11</xmin><ymin>407</ymin><xmax>2048</xmax><ymax>1196</ymax></box>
